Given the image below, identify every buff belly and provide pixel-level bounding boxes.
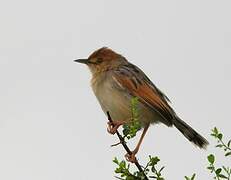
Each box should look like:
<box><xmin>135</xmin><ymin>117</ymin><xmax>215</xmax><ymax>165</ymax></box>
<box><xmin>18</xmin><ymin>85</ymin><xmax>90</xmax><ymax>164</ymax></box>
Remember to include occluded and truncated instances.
<box><xmin>92</xmin><ymin>74</ymin><xmax>163</xmax><ymax>126</ymax></box>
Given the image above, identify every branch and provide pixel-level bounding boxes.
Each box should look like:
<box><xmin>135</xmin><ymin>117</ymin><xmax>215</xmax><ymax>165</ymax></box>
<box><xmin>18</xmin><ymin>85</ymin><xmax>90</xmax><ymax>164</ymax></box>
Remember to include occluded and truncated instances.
<box><xmin>107</xmin><ymin>111</ymin><xmax>149</xmax><ymax>180</ymax></box>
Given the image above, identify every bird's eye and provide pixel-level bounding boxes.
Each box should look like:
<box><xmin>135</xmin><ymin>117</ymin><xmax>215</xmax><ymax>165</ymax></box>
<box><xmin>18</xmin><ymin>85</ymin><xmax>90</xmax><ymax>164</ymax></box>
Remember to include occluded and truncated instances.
<box><xmin>96</xmin><ymin>58</ymin><xmax>103</xmax><ymax>64</ymax></box>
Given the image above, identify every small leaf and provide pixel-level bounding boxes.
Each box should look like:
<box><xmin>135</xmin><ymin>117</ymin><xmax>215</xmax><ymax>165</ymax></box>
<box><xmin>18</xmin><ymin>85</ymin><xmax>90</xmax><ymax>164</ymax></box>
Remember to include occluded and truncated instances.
<box><xmin>159</xmin><ymin>166</ymin><xmax>165</xmax><ymax>173</ymax></box>
<box><xmin>185</xmin><ymin>173</ymin><xmax>196</xmax><ymax>180</ymax></box>
<box><xmin>218</xmin><ymin>174</ymin><xmax>228</xmax><ymax>178</ymax></box>
<box><xmin>191</xmin><ymin>173</ymin><xmax>196</xmax><ymax>180</ymax></box>
<box><xmin>213</xmin><ymin>127</ymin><xmax>218</xmax><ymax>134</ymax></box>
<box><xmin>228</xmin><ymin>140</ymin><xmax>231</xmax><ymax>147</ymax></box>
<box><xmin>149</xmin><ymin>156</ymin><xmax>160</xmax><ymax>166</ymax></box>
<box><xmin>222</xmin><ymin>166</ymin><xmax>228</xmax><ymax>172</ymax></box>
<box><xmin>113</xmin><ymin>157</ymin><xmax>119</xmax><ymax>164</ymax></box>
<box><xmin>225</xmin><ymin>152</ymin><xmax>231</xmax><ymax>156</ymax></box>
<box><xmin>216</xmin><ymin>144</ymin><xmax>223</xmax><ymax>148</ymax></box>
<box><xmin>208</xmin><ymin>154</ymin><xmax>215</xmax><ymax>164</ymax></box>
<box><xmin>211</xmin><ymin>133</ymin><xmax>216</xmax><ymax>137</ymax></box>
<box><xmin>217</xmin><ymin>133</ymin><xmax>223</xmax><ymax>140</ymax></box>
<box><xmin>215</xmin><ymin>168</ymin><xmax>222</xmax><ymax>175</ymax></box>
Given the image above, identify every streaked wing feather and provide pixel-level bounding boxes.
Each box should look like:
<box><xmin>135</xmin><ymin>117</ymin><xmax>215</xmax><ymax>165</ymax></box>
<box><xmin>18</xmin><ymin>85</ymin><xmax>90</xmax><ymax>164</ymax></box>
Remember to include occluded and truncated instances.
<box><xmin>114</xmin><ymin>64</ymin><xmax>175</xmax><ymax>124</ymax></box>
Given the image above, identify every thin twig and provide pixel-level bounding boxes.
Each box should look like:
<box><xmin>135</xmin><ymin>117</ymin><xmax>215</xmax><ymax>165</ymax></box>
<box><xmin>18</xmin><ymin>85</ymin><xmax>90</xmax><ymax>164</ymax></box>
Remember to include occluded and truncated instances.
<box><xmin>111</xmin><ymin>141</ymin><xmax>122</xmax><ymax>147</ymax></box>
<box><xmin>107</xmin><ymin>111</ymin><xmax>149</xmax><ymax>180</ymax></box>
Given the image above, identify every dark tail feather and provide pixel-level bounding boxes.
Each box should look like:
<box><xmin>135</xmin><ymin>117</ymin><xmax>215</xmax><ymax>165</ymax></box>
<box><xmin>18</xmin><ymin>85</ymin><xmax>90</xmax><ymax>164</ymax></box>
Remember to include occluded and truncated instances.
<box><xmin>173</xmin><ymin>117</ymin><xmax>209</xmax><ymax>149</ymax></box>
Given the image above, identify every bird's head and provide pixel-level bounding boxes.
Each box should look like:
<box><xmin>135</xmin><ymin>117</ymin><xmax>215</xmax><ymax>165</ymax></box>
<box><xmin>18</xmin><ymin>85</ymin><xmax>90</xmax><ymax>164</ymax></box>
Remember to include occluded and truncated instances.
<box><xmin>74</xmin><ymin>47</ymin><xmax>127</xmax><ymax>74</ymax></box>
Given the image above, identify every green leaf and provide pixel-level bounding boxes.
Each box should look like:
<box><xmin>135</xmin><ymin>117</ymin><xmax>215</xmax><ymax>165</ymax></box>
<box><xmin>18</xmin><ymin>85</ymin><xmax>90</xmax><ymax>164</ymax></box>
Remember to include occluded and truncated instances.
<box><xmin>216</xmin><ymin>144</ymin><xmax>223</xmax><ymax>148</ymax></box>
<box><xmin>225</xmin><ymin>152</ymin><xmax>231</xmax><ymax>156</ymax></box>
<box><xmin>218</xmin><ymin>174</ymin><xmax>228</xmax><ymax>178</ymax></box>
<box><xmin>215</xmin><ymin>168</ymin><xmax>222</xmax><ymax>175</ymax></box>
<box><xmin>217</xmin><ymin>133</ymin><xmax>223</xmax><ymax>140</ymax></box>
<box><xmin>227</xmin><ymin>140</ymin><xmax>231</xmax><ymax>147</ymax></box>
<box><xmin>208</xmin><ymin>154</ymin><xmax>215</xmax><ymax>164</ymax></box>
<box><xmin>126</xmin><ymin>176</ymin><xmax>136</xmax><ymax>180</ymax></box>
<box><xmin>113</xmin><ymin>157</ymin><xmax>119</xmax><ymax>164</ymax></box>
<box><xmin>157</xmin><ymin>178</ymin><xmax>164</xmax><ymax>180</ymax></box>
<box><xmin>122</xmin><ymin>97</ymin><xmax>142</xmax><ymax>140</ymax></box>
<box><xmin>222</xmin><ymin>166</ymin><xmax>231</xmax><ymax>177</ymax></box>
<box><xmin>185</xmin><ymin>173</ymin><xmax>196</xmax><ymax>180</ymax></box>
<box><xmin>149</xmin><ymin>156</ymin><xmax>160</xmax><ymax>166</ymax></box>
<box><xmin>159</xmin><ymin>166</ymin><xmax>165</xmax><ymax>173</ymax></box>
<box><xmin>213</xmin><ymin>127</ymin><xmax>218</xmax><ymax>134</ymax></box>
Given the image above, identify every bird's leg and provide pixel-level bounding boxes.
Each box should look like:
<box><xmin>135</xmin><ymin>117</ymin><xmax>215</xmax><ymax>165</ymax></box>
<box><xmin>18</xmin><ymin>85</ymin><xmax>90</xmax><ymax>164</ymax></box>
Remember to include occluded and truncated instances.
<box><xmin>125</xmin><ymin>123</ymin><xmax>150</xmax><ymax>163</ymax></box>
<box><xmin>107</xmin><ymin>120</ymin><xmax>126</xmax><ymax>135</ymax></box>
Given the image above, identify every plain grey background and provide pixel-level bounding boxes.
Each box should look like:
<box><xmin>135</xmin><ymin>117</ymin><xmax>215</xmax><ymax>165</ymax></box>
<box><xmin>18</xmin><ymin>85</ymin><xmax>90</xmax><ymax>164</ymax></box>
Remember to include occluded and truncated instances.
<box><xmin>0</xmin><ymin>0</ymin><xmax>230</xmax><ymax>179</ymax></box>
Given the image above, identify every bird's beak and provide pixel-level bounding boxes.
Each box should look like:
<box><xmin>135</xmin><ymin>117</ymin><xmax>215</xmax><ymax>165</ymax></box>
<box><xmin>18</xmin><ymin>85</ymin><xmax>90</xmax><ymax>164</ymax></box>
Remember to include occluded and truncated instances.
<box><xmin>74</xmin><ymin>59</ymin><xmax>89</xmax><ymax>64</ymax></box>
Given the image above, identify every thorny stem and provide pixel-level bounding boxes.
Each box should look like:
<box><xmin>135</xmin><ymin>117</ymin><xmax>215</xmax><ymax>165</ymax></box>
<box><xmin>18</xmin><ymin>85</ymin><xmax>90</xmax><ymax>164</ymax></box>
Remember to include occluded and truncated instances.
<box><xmin>107</xmin><ymin>111</ymin><xmax>149</xmax><ymax>180</ymax></box>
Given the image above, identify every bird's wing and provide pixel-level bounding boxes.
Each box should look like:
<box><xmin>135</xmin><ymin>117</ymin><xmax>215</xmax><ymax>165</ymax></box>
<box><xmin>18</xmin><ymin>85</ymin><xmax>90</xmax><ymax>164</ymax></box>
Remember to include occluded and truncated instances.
<box><xmin>113</xmin><ymin>64</ymin><xmax>175</xmax><ymax>125</ymax></box>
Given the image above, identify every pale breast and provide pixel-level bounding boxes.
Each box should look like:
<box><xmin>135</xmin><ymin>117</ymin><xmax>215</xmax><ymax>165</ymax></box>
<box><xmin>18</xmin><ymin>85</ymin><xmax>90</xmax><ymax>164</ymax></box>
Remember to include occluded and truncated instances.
<box><xmin>91</xmin><ymin>72</ymin><xmax>131</xmax><ymax>121</ymax></box>
<box><xmin>91</xmin><ymin>72</ymin><xmax>161</xmax><ymax>125</ymax></box>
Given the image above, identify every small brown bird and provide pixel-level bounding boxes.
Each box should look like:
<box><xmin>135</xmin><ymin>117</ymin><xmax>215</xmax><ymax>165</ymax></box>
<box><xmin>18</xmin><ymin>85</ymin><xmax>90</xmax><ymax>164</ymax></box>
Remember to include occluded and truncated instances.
<box><xmin>74</xmin><ymin>47</ymin><xmax>209</xmax><ymax>162</ymax></box>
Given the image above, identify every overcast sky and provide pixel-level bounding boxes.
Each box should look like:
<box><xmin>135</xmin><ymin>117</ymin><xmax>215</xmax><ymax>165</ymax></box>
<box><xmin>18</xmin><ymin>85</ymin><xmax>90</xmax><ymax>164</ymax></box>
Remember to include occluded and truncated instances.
<box><xmin>0</xmin><ymin>0</ymin><xmax>230</xmax><ymax>179</ymax></box>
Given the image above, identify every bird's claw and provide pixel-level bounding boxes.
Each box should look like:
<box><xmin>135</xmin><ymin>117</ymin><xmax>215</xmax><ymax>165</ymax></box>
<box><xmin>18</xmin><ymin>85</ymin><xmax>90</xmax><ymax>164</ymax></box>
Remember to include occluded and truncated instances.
<box><xmin>107</xmin><ymin>121</ymin><xmax>123</xmax><ymax>135</ymax></box>
<box><xmin>125</xmin><ymin>152</ymin><xmax>137</xmax><ymax>163</ymax></box>
<box><xmin>107</xmin><ymin>122</ymin><xmax>118</xmax><ymax>135</ymax></box>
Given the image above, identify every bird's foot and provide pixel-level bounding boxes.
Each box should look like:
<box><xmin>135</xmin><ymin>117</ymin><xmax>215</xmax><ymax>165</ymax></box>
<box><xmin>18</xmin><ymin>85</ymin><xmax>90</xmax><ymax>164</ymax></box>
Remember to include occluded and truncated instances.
<box><xmin>107</xmin><ymin>121</ymin><xmax>123</xmax><ymax>135</ymax></box>
<box><xmin>125</xmin><ymin>150</ymin><xmax>138</xmax><ymax>163</ymax></box>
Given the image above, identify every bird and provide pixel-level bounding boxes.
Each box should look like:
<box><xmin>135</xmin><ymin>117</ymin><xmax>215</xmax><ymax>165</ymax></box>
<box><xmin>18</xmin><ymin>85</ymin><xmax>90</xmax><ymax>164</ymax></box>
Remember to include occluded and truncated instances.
<box><xmin>74</xmin><ymin>47</ymin><xmax>209</xmax><ymax>163</ymax></box>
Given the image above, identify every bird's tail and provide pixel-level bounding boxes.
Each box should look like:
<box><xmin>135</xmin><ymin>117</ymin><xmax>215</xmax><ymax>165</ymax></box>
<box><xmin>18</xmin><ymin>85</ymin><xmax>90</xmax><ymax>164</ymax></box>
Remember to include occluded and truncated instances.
<box><xmin>173</xmin><ymin>116</ymin><xmax>209</xmax><ymax>149</ymax></box>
